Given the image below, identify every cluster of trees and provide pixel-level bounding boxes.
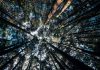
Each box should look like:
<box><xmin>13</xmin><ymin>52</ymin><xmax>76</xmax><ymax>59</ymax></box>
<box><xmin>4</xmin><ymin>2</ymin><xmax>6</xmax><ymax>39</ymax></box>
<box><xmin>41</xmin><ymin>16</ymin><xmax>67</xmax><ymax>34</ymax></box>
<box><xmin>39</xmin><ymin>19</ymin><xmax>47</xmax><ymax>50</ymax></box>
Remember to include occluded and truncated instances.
<box><xmin>0</xmin><ymin>0</ymin><xmax>100</xmax><ymax>70</ymax></box>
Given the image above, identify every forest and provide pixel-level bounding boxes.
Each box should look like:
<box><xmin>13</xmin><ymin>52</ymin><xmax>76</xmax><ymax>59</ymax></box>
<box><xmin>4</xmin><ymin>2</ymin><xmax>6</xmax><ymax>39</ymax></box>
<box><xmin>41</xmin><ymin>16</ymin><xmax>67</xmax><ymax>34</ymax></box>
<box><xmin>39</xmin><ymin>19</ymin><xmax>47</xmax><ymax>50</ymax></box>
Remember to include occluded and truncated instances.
<box><xmin>0</xmin><ymin>0</ymin><xmax>100</xmax><ymax>70</ymax></box>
